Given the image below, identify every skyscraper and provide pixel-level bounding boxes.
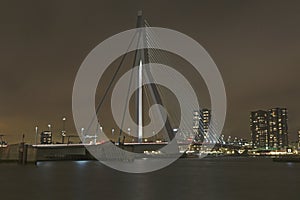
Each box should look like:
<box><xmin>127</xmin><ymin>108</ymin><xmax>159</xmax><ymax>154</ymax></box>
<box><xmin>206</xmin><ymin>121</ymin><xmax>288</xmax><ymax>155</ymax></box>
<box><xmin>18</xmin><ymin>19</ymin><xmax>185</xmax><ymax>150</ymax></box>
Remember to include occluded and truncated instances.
<box><xmin>193</xmin><ymin>109</ymin><xmax>211</xmax><ymax>142</ymax></box>
<box><xmin>193</xmin><ymin>110</ymin><xmax>201</xmax><ymax>141</ymax></box>
<box><xmin>250</xmin><ymin>110</ymin><xmax>269</xmax><ymax>149</ymax></box>
<box><xmin>250</xmin><ymin>108</ymin><xmax>288</xmax><ymax>149</ymax></box>
<box><xmin>298</xmin><ymin>130</ymin><xmax>300</xmax><ymax>149</ymax></box>
<box><xmin>268</xmin><ymin>108</ymin><xmax>288</xmax><ymax>148</ymax></box>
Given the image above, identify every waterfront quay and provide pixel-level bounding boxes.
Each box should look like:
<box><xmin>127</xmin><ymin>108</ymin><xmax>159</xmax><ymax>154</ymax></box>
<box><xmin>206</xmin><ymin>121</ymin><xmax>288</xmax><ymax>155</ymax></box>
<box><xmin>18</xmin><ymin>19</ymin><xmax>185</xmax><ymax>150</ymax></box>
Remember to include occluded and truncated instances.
<box><xmin>0</xmin><ymin>140</ymin><xmax>299</xmax><ymax>164</ymax></box>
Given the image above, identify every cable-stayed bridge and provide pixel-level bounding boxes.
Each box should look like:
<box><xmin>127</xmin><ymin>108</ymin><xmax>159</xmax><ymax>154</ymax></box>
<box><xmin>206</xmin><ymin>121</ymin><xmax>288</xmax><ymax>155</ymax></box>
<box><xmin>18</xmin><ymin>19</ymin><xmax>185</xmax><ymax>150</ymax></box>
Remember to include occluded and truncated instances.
<box><xmin>80</xmin><ymin>11</ymin><xmax>224</xmax><ymax>155</ymax></box>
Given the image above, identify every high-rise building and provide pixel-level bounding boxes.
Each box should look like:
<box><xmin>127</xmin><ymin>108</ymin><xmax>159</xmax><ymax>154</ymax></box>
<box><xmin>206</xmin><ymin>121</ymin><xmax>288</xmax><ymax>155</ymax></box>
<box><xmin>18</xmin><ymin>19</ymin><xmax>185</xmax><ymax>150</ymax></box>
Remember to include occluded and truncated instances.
<box><xmin>297</xmin><ymin>130</ymin><xmax>300</xmax><ymax>149</ymax></box>
<box><xmin>250</xmin><ymin>108</ymin><xmax>288</xmax><ymax>149</ymax></box>
<box><xmin>193</xmin><ymin>110</ymin><xmax>201</xmax><ymax>141</ymax></box>
<box><xmin>268</xmin><ymin>108</ymin><xmax>288</xmax><ymax>148</ymax></box>
<box><xmin>250</xmin><ymin>110</ymin><xmax>269</xmax><ymax>149</ymax></box>
<box><xmin>193</xmin><ymin>109</ymin><xmax>211</xmax><ymax>142</ymax></box>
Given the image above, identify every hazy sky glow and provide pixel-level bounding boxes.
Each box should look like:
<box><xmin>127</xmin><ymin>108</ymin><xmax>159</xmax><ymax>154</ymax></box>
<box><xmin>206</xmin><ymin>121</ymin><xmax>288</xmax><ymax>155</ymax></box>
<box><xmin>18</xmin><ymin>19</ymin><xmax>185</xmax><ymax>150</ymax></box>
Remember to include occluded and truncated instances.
<box><xmin>1</xmin><ymin>0</ymin><xmax>300</xmax><ymax>143</ymax></box>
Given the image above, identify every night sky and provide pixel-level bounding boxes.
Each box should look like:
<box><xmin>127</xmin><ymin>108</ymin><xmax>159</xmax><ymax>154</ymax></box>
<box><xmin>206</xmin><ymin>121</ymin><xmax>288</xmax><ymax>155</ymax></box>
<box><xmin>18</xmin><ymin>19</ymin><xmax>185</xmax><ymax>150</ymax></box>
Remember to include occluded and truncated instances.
<box><xmin>1</xmin><ymin>0</ymin><xmax>300</xmax><ymax>143</ymax></box>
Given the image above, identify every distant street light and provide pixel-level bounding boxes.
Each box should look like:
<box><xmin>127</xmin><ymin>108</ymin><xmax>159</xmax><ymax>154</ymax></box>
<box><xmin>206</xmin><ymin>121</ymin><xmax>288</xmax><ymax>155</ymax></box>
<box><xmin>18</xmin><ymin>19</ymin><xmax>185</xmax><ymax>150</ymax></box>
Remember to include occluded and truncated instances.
<box><xmin>35</xmin><ymin>126</ymin><xmax>38</xmax><ymax>145</ymax></box>
<box><xmin>127</xmin><ymin>128</ymin><xmax>131</xmax><ymax>140</ymax></box>
<box><xmin>61</xmin><ymin>117</ymin><xmax>67</xmax><ymax>143</ymax></box>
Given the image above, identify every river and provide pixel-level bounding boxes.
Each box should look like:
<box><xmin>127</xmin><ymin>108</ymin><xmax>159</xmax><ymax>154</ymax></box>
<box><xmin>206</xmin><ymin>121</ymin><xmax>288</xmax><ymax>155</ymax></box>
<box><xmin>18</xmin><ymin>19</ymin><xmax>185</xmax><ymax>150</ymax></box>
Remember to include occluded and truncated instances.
<box><xmin>0</xmin><ymin>157</ymin><xmax>299</xmax><ymax>200</ymax></box>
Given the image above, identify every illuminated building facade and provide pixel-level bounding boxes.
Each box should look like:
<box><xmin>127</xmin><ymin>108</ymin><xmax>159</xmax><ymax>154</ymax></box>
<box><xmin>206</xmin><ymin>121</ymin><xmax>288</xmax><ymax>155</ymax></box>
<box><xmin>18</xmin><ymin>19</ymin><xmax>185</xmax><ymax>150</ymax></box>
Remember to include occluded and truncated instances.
<box><xmin>40</xmin><ymin>131</ymin><xmax>52</xmax><ymax>144</ymax></box>
<box><xmin>250</xmin><ymin>110</ymin><xmax>269</xmax><ymax>149</ymax></box>
<box><xmin>268</xmin><ymin>108</ymin><xmax>288</xmax><ymax>148</ymax></box>
<box><xmin>297</xmin><ymin>130</ymin><xmax>300</xmax><ymax>149</ymax></box>
<box><xmin>250</xmin><ymin>108</ymin><xmax>288</xmax><ymax>149</ymax></box>
<box><xmin>193</xmin><ymin>109</ymin><xmax>211</xmax><ymax>142</ymax></box>
<box><xmin>193</xmin><ymin>110</ymin><xmax>201</xmax><ymax>141</ymax></box>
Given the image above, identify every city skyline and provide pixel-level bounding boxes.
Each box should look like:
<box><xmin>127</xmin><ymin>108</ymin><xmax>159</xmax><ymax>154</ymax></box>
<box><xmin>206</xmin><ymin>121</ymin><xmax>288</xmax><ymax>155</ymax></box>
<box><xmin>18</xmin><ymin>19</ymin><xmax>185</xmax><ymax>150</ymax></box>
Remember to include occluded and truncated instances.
<box><xmin>1</xmin><ymin>2</ymin><xmax>300</xmax><ymax>200</ymax></box>
<box><xmin>1</xmin><ymin>1</ymin><xmax>300</xmax><ymax>143</ymax></box>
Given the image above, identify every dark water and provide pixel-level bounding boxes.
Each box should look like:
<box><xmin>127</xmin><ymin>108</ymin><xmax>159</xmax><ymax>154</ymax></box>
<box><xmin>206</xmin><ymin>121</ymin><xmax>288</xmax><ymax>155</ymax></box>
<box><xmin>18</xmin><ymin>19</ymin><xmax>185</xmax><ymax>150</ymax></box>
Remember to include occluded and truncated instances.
<box><xmin>1</xmin><ymin>158</ymin><xmax>300</xmax><ymax>200</ymax></box>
